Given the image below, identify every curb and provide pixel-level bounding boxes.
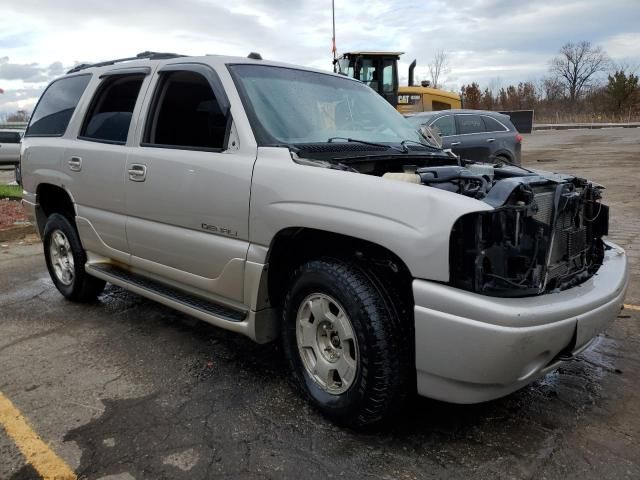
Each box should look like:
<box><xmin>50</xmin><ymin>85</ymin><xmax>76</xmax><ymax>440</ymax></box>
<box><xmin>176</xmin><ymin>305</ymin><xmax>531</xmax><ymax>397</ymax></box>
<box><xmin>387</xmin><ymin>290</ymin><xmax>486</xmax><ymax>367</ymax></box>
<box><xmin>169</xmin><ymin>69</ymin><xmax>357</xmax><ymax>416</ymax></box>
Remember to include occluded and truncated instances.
<box><xmin>0</xmin><ymin>224</ymin><xmax>37</xmax><ymax>242</ymax></box>
<box><xmin>534</xmin><ymin>123</ymin><xmax>640</xmax><ymax>131</ymax></box>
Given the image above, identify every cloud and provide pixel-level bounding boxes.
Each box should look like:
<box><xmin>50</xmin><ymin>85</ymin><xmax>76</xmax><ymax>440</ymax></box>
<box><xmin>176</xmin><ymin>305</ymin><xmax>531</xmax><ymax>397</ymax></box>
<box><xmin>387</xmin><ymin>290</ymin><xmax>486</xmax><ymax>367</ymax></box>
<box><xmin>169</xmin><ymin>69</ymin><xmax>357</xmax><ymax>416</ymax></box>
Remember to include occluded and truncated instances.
<box><xmin>0</xmin><ymin>57</ymin><xmax>50</xmax><ymax>83</ymax></box>
<box><xmin>0</xmin><ymin>87</ymin><xmax>43</xmax><ymax>114</ymax></box>
<box><xmin>1</xmin><ymin>0</ymin><xmax>639</xmax><ymax>114</ymax></box>
<box><xmin>601</xmin><ymin>32</ymin><xmax>640</xmax><ymax>66</ymax></box>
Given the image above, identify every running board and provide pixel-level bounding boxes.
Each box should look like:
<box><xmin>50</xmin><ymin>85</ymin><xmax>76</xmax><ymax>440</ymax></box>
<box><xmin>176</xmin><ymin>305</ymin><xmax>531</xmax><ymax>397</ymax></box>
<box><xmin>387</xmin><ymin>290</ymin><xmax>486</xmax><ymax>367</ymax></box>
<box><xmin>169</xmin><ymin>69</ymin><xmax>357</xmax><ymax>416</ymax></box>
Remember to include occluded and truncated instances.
<box><xmin>86</xmin><ymin>263</ymin><xmax>247</xmax><ymax>325</ymax></box>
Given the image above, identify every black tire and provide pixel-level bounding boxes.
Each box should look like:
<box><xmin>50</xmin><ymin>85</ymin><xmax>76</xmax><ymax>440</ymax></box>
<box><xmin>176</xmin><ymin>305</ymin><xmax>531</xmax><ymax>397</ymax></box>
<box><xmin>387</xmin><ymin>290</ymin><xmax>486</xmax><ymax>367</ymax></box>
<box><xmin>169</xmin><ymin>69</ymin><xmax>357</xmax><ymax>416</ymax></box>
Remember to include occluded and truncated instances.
<box><xmin>496</xmin><ymin>153</ymin><xmax>512</xmax><ymax>164</ymax></box>
<box><xmin>43</xmin><ymin>213</ymin><xmax>105</xmax><ymax>302</ymax></box>
<box><xmin>281</xmin><ymin>257</ymin><xmax>409</xmax><ymax>427</ymax></box>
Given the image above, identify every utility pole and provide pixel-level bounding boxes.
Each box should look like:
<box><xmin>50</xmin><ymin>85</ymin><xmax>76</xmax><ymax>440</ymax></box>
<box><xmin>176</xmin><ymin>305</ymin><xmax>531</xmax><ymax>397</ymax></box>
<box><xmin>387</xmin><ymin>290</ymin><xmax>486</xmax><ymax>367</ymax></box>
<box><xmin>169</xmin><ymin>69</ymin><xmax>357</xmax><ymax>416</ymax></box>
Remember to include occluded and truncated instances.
<box><xmin>332</xmin><ymin>0</ymin><xmax>337</xmax><ymax>72</ymax></box>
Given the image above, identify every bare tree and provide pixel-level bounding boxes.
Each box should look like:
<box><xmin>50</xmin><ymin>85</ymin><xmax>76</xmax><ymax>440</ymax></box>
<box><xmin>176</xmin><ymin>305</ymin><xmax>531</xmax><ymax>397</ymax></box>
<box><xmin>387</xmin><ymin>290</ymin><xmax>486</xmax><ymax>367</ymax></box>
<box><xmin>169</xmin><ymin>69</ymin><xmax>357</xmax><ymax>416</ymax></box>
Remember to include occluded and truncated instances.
<box><xmin>428</xmin><ymin>50</ymin><xmax>450</xmax><ymax>89</ymax></box>
<box><xmin>7</xmin><ymin>110</ymin><xmax>29</xmax><ymax>122</ymax></box>
<box><xmin>549</xmin><ymin>41</ymin><xmax>610</xmax><ymax>103</ymax></box>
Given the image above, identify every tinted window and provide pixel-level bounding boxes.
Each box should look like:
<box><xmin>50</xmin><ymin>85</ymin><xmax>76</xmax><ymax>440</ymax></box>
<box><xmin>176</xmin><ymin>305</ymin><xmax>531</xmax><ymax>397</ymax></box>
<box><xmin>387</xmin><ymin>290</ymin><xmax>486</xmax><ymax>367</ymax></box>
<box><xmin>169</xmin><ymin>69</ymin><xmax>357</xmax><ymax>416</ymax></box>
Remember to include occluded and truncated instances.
<box><xmin>382</xmin><ymin>60</ymin><xmax>394</xmax><ymax>93</ymax></box>
<box><xmin>482</xmin><ymin>115</ymin><xmax>508</xmax><ymax>132</ymax></box>
<box><xmin>457</xmin><ymin>114</ymin><xmax>484</xmax><ymax>134</ymax></box>
<box><xmin>432</xmin><ymin>100</ymin><xmax>451</xmax><ymax>111</ymax></box>
<box><xmin>144</xmin><ymin>71</ymin><xmax>227</xmax><ymax>150</ymax></box>
<box><xmin>430</xmin><ymin>115</ymin><xmax>455</xmax><ymax>136</ymax></box>
<box><xmin>0</xmin><ymin>131</ymin><xmax>21</xmax><ymax>143</ymax></box>
<box><xmin>26</xmin><ymin>74</ymin><xmax>91</xmax><ymax>136</ymax></box>
<box><xmin>80</xmin><ymin>75</ymin><xmax>144</xmax><ymax>144</ymax></box>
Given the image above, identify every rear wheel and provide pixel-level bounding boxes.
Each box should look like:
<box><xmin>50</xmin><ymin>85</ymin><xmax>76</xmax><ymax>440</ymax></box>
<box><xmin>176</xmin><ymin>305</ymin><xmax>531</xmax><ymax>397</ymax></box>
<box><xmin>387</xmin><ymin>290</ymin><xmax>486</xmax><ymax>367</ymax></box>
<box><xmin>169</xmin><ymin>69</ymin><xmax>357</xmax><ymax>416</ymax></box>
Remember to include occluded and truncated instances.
<box><xmin>496</xmin><ymin>153</ymin><xmax>512</xmax><ymax>164</ymax></box>
<box><xmin>43</xmin><ymin>213</ymin><xmax>105</xmax><ymax>302</ymax></box>
<box><xmin>281</xmin><ymin>257</ymin><xmax>409</xmax><ymax>427</ymax></box>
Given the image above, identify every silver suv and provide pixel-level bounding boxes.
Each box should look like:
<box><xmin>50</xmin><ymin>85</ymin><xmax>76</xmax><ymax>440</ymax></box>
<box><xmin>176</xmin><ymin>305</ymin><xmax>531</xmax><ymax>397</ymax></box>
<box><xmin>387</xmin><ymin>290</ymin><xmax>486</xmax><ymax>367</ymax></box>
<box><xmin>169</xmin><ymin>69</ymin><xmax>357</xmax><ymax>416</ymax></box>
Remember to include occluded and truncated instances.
<box><xmin>21</xmin><ymin>52</ymin><xmax>628</xmax><ymax>427</ymax></box>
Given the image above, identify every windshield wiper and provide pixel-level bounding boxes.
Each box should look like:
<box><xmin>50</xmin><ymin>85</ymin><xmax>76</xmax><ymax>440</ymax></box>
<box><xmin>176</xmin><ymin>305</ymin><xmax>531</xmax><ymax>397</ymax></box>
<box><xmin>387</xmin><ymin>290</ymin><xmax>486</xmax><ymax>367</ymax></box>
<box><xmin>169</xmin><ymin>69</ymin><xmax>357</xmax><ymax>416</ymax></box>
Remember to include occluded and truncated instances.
<box><xmin>400</xmin><ymin>139</ymin><xmax>442</xmax><ymax>152</ymax></box>
<box><xmin>488</xmin><ymin>155</ymin><xmax>535</xmax><ymax>173</ymax></box>
<box><xmin>327</xmin><ymin>137</ymin><xmax>405</xmax><ymax>153</ymax></box>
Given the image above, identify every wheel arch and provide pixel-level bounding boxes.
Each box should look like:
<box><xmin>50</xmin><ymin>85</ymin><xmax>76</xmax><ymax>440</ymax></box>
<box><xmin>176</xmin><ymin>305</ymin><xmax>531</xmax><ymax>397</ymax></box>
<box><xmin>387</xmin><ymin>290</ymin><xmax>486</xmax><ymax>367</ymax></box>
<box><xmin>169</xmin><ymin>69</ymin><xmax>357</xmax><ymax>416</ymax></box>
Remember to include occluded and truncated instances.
<box><xmin>262</xmin><ymin>227</ymin><xmax>414</xmax><ymax>312</ymax></box>
<box><xmin>493</xmin><ymin>150</ymin><xmax>514</xmax><ymax>162</ymax></box>
<box><xmin>34</xmin><ymin>183</ymin><xmax>77</xmax><ymax>236</ymax></box>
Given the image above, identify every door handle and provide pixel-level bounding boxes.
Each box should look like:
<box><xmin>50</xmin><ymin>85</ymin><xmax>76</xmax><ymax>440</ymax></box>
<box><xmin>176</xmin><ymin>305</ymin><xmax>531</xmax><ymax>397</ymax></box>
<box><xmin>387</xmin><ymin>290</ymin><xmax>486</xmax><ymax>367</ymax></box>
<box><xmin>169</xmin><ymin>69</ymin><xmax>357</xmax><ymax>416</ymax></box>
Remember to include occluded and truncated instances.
<box><xmin>486</xmin><ymin>138</ymin><xmax>495</xmax><ymax>143</ymax></box>
<box><xmin>450</xmin><ymin>142</ymin><xmax>461</xmax><ymax>146</ymax></box>
<box><xmin>128</xmin><ymin>164</ymin><xmax>147</xmax><ymax>182</ymax></box>
<box><xmin>68</xmin><ymin>156</ymin><xmax>82</xmax><ymax>171</ymax></box>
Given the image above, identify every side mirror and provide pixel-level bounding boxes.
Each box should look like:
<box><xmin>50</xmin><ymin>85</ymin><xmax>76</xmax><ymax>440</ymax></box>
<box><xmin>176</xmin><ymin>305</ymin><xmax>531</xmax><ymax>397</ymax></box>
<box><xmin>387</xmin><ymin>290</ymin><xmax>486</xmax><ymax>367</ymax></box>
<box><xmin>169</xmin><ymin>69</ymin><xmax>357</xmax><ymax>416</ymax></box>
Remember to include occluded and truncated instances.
<box><xmin>419</xmin><ymin>125</ymin><xmax>443</xmax><ymax>148</ymax></box>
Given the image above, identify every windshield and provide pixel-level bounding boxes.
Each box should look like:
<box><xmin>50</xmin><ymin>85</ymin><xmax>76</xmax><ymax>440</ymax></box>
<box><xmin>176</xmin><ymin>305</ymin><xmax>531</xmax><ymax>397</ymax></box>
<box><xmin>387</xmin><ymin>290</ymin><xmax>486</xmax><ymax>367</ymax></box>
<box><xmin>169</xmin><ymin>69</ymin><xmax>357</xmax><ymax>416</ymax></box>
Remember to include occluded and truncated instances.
<box><xmin>229</xmin><ymin>64</ymin><xmax>424</xmax><ymax>145</ymax></box>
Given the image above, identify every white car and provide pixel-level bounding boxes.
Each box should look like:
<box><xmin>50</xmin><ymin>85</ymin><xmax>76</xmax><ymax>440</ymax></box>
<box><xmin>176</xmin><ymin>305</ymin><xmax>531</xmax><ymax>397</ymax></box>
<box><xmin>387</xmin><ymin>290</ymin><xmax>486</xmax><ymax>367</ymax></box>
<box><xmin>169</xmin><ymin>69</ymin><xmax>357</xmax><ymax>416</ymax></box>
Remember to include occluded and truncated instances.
<box><xmin>0</xmin><ymin>129</ymin><xmax>22</xmax><ymax>167</ymax></box>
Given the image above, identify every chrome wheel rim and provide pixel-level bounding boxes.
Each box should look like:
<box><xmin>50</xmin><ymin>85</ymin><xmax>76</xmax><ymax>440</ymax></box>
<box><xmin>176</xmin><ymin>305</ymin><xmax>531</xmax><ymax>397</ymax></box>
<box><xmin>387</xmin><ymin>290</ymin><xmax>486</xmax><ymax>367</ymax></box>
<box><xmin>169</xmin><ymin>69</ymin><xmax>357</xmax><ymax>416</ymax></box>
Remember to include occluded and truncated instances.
<box><xmin>49</xmin><ymin>230</ymin><xmax>74</xmax><ymax>286</ymax></box>
<box><xmin>296</xmin><ymin>293</ymin><xmax>358</xmax><ymax>395</ymax></box>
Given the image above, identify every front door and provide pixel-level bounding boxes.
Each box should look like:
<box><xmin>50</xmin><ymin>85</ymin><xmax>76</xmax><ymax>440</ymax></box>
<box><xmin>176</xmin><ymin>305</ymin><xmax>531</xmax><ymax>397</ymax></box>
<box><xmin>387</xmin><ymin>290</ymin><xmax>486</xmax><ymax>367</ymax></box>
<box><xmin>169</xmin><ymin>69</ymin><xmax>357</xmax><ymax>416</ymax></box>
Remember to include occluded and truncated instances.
<box><xmin>125</xmin><ymin>64</ymin><xmax>255</xmax><ymax>303</ymax></box>
<box><xmin>428</xmin><ymin>114</ymin><xmax>457</xmax><ymax>152</ymax></box>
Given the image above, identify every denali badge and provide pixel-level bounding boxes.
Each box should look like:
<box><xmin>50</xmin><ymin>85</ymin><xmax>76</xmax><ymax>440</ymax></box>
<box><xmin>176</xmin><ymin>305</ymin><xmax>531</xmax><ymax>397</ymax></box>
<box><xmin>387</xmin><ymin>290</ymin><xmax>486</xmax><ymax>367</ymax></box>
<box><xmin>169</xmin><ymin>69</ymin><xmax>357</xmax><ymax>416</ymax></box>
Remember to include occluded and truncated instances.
<box><xmin>201</xmin><ymin>223</ymin><xmax>238</xmax><ymax>237</ymax></box>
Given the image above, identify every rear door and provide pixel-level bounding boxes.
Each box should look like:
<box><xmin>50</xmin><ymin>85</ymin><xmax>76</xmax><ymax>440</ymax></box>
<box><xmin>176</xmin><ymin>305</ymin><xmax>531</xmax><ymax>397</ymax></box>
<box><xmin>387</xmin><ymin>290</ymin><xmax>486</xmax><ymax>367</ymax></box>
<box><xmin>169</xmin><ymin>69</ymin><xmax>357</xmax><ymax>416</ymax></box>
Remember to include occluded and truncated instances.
<box><xmin>124</xmin><ymin>63</ymin><xmax>255</xmax><ymax>303</ymax></box>
<box><xmin>64</xmin><ymin>68</ymin><xmax>153</xmax><ymax>263</ymax></box>
<box><xmin>454</xmin><ymin>114</ymin><xmax>491</xmax><ymax>161</ymax></box>
<box><xmin>0</xmin><ymin>131</ymin><xmax>21</xmax><ymax>165</ymax></box>
<box><xmin>480</xmin><ymin>114</ymin><xmax>513</xmax><ymax>159</ymax></box>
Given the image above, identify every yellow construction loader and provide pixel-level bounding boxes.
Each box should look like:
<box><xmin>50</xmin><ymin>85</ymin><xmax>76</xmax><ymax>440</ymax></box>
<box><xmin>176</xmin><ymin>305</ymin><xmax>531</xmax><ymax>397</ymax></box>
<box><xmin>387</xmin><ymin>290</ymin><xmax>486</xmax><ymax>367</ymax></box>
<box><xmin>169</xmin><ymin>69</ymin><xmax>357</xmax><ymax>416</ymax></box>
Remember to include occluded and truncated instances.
<box><xmin>335</xmin><ymin>52</ymin><xmax>461</xmax><ymax>113</ymax></box>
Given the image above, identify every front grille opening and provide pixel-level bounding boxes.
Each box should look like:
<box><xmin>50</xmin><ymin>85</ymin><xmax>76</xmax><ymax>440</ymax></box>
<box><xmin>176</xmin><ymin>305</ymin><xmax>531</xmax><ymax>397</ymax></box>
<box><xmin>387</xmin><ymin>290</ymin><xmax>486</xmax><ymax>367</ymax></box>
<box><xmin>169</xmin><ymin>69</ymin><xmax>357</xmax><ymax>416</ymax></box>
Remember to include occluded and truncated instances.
<box><xmin>449</xmin><ymin>181</ymin><xmax>608</xmax><ymax>297</ymax></box>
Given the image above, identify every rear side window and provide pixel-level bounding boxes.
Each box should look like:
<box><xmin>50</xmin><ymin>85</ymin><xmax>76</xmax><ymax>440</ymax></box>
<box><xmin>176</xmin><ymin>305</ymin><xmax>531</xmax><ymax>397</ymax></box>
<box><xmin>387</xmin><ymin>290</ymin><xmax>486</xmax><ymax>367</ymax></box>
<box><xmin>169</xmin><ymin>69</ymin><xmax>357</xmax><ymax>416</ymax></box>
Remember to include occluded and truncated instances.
<box><xmin>26</xmin><ymin>74</ymin><xmax>91</xmax><ymax>137</ymax></box>
<box><xmin>143</xmin><ymin>71</ymin><xmax>228</xmax><ymax>150</ymax></box>
<box><xmin>0</xmin><ymin>131</ymin><xmax>21</xmax><ymax>143</ymax></box>
<box><xmin>80</xmin><ymin>74</ymin><xmax>144</xmax><ymax>144</ymax></box>
<box><xmin>430</xmin><ymin>115</ymin><xmax>456</xmax><ymax>136</ymax></box>
<box><xmin>456</xmin><ymin>114</ymin><xmax>484</xmax><ymax>134</ymax></box>
<box><xmin>482</xmin><ymin>116</ymin><xmax>508</xmax><ymax>132</ymax></box>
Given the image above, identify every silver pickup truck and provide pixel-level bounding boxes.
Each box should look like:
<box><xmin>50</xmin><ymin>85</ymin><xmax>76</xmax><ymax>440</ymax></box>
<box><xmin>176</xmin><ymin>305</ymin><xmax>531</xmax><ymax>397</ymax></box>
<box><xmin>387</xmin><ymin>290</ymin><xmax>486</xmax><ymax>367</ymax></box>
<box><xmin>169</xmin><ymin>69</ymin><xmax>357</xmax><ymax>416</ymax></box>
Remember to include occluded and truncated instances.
<box><xmin>20</xmin><ymin>52</ymin><xmax>628</xmax><ymax>426</ymax></box>
<box><xmin>0</xmin><ymin>129</ymin><xmax>21</xmax><ymax>167</ymax></box>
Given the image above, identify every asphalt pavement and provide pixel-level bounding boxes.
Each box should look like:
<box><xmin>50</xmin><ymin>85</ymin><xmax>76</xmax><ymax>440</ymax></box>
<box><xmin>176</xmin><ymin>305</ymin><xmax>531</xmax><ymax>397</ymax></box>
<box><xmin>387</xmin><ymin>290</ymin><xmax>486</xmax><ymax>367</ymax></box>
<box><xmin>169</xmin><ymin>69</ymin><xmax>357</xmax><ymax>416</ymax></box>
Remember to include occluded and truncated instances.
<box><xmin>1</xmin><ymin>128</ymin><xmax>639</xmax><ymax>480</ymax></box>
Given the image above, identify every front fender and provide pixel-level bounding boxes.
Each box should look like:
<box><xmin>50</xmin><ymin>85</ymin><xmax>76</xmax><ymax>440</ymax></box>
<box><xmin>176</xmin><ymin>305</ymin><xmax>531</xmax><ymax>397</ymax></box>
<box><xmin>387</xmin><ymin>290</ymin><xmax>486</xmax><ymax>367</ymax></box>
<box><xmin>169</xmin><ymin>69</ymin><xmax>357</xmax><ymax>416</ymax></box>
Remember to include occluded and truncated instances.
<box><xmin>249</xmin><ymin>147</ymin><xmax>492</xmax><ymax>282</ymax></box>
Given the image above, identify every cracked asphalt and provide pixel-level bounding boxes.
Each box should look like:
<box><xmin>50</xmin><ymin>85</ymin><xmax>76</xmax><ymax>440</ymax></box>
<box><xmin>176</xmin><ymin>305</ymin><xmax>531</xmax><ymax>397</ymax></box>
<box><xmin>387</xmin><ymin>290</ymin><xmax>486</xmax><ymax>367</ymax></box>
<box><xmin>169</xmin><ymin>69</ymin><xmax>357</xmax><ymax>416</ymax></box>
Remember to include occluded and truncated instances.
<box><xmin>1</xmin><ymin>128</ymin><xmax>639</xmax><ymax>480</ymax></box>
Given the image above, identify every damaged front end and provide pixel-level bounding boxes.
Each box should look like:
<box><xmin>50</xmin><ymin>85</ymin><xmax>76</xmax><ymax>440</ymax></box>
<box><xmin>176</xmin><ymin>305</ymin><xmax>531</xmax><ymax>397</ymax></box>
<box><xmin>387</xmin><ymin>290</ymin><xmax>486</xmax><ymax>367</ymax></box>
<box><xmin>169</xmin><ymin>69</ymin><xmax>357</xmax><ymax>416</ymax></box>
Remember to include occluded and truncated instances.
<box><xmin>289</xmin><ymin>141</ymin><xmax>611</xmax><ymax>297</ymax></box>
<box><xmin>449</xmin><ymin>170</ymin><xmax>609</xmax><ymax>297</ymax></box>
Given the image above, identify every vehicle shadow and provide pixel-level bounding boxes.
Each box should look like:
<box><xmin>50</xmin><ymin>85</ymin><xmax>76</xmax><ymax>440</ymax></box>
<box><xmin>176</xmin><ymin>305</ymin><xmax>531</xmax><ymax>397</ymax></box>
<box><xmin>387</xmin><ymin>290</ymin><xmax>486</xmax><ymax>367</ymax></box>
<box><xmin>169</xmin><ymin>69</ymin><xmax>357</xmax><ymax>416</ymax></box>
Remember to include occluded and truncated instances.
<box><xmin>62</xmin><ymin>285</ymin><xmax>614</xmax><ymax>479</ymax></box>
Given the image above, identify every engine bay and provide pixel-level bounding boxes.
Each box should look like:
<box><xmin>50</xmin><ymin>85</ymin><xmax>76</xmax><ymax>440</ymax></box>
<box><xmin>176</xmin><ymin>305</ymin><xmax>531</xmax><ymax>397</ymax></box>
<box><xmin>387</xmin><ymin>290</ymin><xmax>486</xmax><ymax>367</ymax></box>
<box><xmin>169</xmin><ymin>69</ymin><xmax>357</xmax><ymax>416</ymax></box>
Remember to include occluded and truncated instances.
<box><xmin>292</xmin><ymin>147</ymin><xmax>610</xmax><ymax>297</ymax></box>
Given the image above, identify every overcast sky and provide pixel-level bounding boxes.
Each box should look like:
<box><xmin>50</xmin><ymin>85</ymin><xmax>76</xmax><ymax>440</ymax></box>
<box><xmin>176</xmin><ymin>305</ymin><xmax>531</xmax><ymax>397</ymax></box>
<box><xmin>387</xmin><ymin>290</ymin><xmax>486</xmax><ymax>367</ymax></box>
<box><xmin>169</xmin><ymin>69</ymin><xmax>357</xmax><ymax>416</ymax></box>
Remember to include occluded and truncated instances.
<box><xmin>1</xmin><ymin>0</ymin><xmax>639</xmax><ymax>115</ymax></box>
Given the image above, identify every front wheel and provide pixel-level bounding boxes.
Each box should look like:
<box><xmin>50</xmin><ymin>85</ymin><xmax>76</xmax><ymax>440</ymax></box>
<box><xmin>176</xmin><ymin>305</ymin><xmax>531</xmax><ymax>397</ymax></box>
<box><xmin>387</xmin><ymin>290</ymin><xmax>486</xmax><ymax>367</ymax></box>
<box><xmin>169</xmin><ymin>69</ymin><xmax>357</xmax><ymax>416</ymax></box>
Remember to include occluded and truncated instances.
<box><xmin>281</xmin><ymin>257</ymin><xmax>409</xmax><ymax>427</ymax></box>
<box><xmin>43</xmin><ymin>213</ymin><xmax>105</xmax><ymax>302</ymax></box>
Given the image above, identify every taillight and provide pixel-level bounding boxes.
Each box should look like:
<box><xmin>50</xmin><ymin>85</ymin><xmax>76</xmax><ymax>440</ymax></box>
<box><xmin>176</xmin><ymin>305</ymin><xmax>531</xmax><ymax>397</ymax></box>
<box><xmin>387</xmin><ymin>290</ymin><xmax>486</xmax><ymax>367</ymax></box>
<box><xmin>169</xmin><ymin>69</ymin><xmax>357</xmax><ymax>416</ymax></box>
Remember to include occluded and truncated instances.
<box><xmin>515</xmin><ymin>134</ymin><xmax>523</xmax><ymax>143</ymax></box>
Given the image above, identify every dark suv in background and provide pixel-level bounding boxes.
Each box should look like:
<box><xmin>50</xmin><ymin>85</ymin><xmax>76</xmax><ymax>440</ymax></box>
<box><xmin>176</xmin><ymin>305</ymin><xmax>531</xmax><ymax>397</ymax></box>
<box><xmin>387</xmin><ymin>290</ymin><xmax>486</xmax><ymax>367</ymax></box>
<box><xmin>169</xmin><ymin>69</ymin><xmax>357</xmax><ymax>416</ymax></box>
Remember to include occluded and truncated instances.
<box><xmin>405</xmin><ymin>109</ymin><xmax>522</xmax><ymax>165</ymax></box>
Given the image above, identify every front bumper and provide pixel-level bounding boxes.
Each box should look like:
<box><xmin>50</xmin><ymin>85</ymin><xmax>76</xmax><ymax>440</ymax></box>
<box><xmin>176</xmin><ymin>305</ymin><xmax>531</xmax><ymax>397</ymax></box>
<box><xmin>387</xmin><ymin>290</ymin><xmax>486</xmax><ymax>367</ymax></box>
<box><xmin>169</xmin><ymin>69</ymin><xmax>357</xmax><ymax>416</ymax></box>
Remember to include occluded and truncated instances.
<box><xmin>413</xmin><ymin>242</ymin><xmax>628</xmax><ymax>403</ymax></box>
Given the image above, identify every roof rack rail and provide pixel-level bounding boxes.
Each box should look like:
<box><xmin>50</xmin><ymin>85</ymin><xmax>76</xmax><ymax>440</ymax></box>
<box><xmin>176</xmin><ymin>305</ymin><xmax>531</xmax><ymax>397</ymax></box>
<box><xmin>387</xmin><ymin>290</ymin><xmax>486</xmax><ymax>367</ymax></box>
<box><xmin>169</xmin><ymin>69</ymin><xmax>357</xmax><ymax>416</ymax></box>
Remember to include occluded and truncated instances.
<box><xmin>66</xmin><ymin>51</ymin><xmax>184</xmax><ymax>74</ymax></box>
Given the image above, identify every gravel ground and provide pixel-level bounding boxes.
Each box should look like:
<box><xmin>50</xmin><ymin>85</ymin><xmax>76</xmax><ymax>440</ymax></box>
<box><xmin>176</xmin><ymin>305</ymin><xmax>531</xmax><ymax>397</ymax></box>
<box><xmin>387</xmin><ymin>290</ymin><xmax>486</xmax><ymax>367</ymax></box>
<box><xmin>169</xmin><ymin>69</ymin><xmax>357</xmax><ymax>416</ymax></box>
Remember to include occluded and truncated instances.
<box><xmin>0</xmin><ymin>169</ymin><xmax>26</xmax><ymax>229</ymax></box>
<box><xmin>0</xmin><ymin>128</ymin><xmax>638</xmax><ymax>480</ymax></box>
<box><xmin>0</xmin><ymin>200</ymin><xmax>27</xmax><ymax>229</ymax></box>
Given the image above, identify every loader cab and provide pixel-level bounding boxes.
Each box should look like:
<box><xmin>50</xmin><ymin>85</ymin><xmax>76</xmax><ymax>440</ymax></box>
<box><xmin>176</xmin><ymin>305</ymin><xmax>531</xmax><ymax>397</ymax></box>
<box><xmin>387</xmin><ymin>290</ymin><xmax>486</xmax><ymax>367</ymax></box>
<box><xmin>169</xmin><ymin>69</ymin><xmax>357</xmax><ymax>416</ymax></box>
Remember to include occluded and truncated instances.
<box><xmin>336</xmin><ymin>52</ymin><xmax>401</xmax><ymax>107</ymax></box>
